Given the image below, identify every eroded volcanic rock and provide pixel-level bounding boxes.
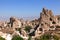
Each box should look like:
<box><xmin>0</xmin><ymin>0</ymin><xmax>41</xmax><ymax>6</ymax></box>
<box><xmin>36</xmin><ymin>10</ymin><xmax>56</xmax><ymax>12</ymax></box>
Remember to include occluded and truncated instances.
<box><xmin>10</xmin><ymin>17</ymin><xmax>21</xmax><ymax>28</ymax></box>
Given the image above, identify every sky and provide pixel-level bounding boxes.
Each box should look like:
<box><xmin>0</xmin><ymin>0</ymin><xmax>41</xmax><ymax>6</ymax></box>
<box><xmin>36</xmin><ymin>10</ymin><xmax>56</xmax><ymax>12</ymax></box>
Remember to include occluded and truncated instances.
<box><xmin>0</xmin><ymin>0</ymin><xmax>60</xmax><ymax>19</ymax></box>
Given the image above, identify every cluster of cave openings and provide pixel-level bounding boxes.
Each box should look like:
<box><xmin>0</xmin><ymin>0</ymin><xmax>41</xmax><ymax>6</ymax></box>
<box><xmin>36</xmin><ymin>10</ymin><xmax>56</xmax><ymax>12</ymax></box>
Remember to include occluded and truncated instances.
<box><xmin>49</xmin><ymin>17</ymin><xmax>56</xmax><ymax>24</ymax></box>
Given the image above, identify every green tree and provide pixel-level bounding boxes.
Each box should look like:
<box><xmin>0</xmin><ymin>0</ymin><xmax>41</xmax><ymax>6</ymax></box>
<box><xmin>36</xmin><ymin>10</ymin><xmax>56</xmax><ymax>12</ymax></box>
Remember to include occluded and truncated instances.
<box><xmin>25</xmin><ymin>26</ymin><xmax>32</xmax><ymax>32</ymax></box>
<box><xmin>12</xmin><ymin>35</ymin><xmax>24</xmax><ymax>40</ymax></box>
<box><xmin>0</xmin><ymin>36</ymin><xmax>5</xmax><ymax>40</ymax></box>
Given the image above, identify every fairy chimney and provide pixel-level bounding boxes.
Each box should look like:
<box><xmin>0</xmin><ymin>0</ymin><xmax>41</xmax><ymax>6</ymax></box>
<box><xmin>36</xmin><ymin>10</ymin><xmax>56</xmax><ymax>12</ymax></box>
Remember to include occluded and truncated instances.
<box><xmin>10</xmin><ymin>17</ymin><xmax>21</xmax><ymax>29</ymax></box>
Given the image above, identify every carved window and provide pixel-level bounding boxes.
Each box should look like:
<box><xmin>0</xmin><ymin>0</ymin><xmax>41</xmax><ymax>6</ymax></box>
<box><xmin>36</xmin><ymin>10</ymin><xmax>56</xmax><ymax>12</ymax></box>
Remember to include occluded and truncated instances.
<box><xmin>39</xmin><ymin>28</ymin><xmax>42</xmax><ymax>31</ymax></box>
<box><xmin>50</xmin><ymin>18</ymin><xmax>52</xmax><ymax>21</ymax></box>
<box><xmin>52</xmin><ymin>21</ymin><xmax>56</xmax><ymax>24</ymax></box>
<box><xmin>41</xmin><ymin>24</ymin><xmax>43</xmax><ymax>26</ymax></box>
<box><xmin>58</xmin><ymin>17</ymin><xmax>60</xmax><ymax>21</ymax></box>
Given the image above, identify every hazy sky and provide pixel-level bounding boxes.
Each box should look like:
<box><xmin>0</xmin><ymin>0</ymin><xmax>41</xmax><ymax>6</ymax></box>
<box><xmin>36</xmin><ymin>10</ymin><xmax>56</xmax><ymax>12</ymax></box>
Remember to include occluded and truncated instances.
<box><xmin>0</xmin><ymin>0</ymin><xmax>60</xmax><ymax>18</ymax></box>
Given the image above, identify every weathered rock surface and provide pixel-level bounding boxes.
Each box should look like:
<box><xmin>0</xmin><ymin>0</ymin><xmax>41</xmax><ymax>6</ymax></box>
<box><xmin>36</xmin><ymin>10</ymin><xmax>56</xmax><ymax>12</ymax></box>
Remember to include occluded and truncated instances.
<box><xmin>10</xmin><ymin>17</ymin><xmax>21</xmax><ymax>28</ymax></box>
<box><xmin>0</xmin><ymin>8</ymin><xmax>60</xmax><ymax>40</ymax></box>
<box><xmin>33</xmin><ymin>8</ymin><xmax>60</xmax><ymax>38</ymax></box>
<box><xmin>38</xmin><ymin>8</ymin><xmax>55</xmax><ymax>31</ymax></box>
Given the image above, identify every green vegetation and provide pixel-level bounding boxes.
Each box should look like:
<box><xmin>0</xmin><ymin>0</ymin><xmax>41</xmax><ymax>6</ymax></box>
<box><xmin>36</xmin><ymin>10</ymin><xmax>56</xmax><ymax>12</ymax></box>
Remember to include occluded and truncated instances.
<box><xmin>40</xmin><ymin>33</ymin><xmax>51</xmax><ymax>40</ymax></box>
<box><xmin>12</xmin><ymin>35</ymin><xmax>24</xmax><ymax>40</ymax></box>
<box><xmin>0</xmin><ymin>36</ymin><xmax>5</xmax><ymax>40</ymax></box>
<box><xmin>39</xmin><ymin>33</ymin><xmax>60</xmax><ymax>40</ymax></box>
<box><xmin>25</xmin><ymin>26</ymin><xmax>32</xmax><ymax>32</ymax></box>
<box><xmin>15</xmin><ymin>28</ymin><xmax>21</xmax><ymax>31</ymax></box>
<box><xmin>53</xmin><ymin>35</ymin><xmax>60</xmax><ymax>40</ymax></box>
<box><xmin>28</xmin><ymin>36</ymin><xmax>32</xmax><ymax>40</ymax></box>
<box><xmin>35</xmin><ymin>37</ymin><xmax>40</xmax><ymax>40</ymax></box>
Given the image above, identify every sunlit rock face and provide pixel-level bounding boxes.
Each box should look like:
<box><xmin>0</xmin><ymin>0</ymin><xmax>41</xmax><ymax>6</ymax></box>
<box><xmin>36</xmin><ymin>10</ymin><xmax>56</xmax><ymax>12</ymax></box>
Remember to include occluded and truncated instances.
<box><xmin>0</xmin><ymin>8</ymin><xmax>60</xmax><ymax>40</ymax></box>
<box><xmin>55</xmin><ymin>15</ymin><xmax>60</xmax><ymax>26</ymax></box>
<box><xmin>37</xmin><ymin>8</ymin><xmax>60</xmax><ymax>33</ymax></box>
<box><xmin>0</xmin><ymin>32</ymin><xmax>12</xmax><ymax>40</ymax></box>
<box><xmin>38</xmin><ymin>8</ymin><xmax>54</xmax><ymax>31</ymax></box>
<box><xmin>10</xmin><ymin>17</ymin><xmax>21</xmax><ymax>29</ymax></box>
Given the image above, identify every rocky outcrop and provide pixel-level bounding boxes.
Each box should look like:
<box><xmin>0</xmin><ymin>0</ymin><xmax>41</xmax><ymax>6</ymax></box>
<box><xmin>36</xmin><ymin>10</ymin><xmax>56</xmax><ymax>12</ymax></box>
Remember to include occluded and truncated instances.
<box><xmin>0</xmin><ymin>8</ymin><xmax>60</xmax><ymax>40</ymax></box>
<box><xmin>10</xmin><ymin>17</ymin><xmax>21</xmax><ymax>29</ymax></box>
<box><xmin>34</xmin><ymin>8</ymin><xmax>60</xmax><ymax>38</ymax></box>
<box><xmin>38</xmin><ymin>8</ymin><xmax>55</xmax><ymax>31</ymax></box>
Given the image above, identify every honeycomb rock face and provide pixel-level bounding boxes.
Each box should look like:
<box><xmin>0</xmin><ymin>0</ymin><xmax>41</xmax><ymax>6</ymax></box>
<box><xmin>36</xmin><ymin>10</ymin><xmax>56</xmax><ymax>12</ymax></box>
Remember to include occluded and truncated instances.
<box><xmin>39</xmin><ymin>8</ymin><xmax>55</xmax><ymax>31</ymax></box>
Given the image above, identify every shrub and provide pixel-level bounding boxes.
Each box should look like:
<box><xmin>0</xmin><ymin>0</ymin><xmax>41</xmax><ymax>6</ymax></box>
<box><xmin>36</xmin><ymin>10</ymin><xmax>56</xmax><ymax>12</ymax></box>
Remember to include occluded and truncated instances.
<box><xmin>25</xmin><ymin>26</ymin><xmax>32</xmax><ymax>32</ymax></box>
<box><xmin>12</xmin><ymin>35</ymin><xmax>24</xmax><ymax>40</ymax></box>
<box><xmin>40</xmin><ymin>33</ymin><xmax>60</xmax><ymax>40</ymax></box>
<box><xmin>40</xmin><ymin>34</ymin><xmax>51</xmax><ymax>40</ymax></box>
<box><xmin>53</xmin><ymin>35</ymin><xmax>60</xmax><ymax>40</ymax></box>
<box><xmin>0</xmin><ymin>36</ymin><xmax>5</xmax><ymax>40</ymax></box>
<box><xmin>28</xmin><ymin>36</ymin><xmax>32</xmax><ymax>40</ymax></box>
<box><xmin>15</xmin><ymin>28</ymin><xmax>21</xmax><ymax>31</ymax></box>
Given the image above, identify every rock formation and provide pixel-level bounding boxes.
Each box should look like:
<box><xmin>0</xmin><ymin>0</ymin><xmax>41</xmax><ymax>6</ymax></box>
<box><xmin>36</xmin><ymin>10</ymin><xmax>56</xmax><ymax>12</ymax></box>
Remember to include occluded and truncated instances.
<box><xmin>37</xmin><ymin>8</ymin><xmax>56</xmax><ymax>32</ymax></box>
<box><xmin>0</xmin><ymin>8</ymin><xmax>60</xmax><ymax>40</ymax></box>
<box><xmin>32</xmin><ymin>8</ymin><xmax>60</xmax><ymax>38</ymax></box>
<box><xmin>10</xmin><ymin>17</ymin><xmax>21</xmax><ymax>29</ymax></box>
